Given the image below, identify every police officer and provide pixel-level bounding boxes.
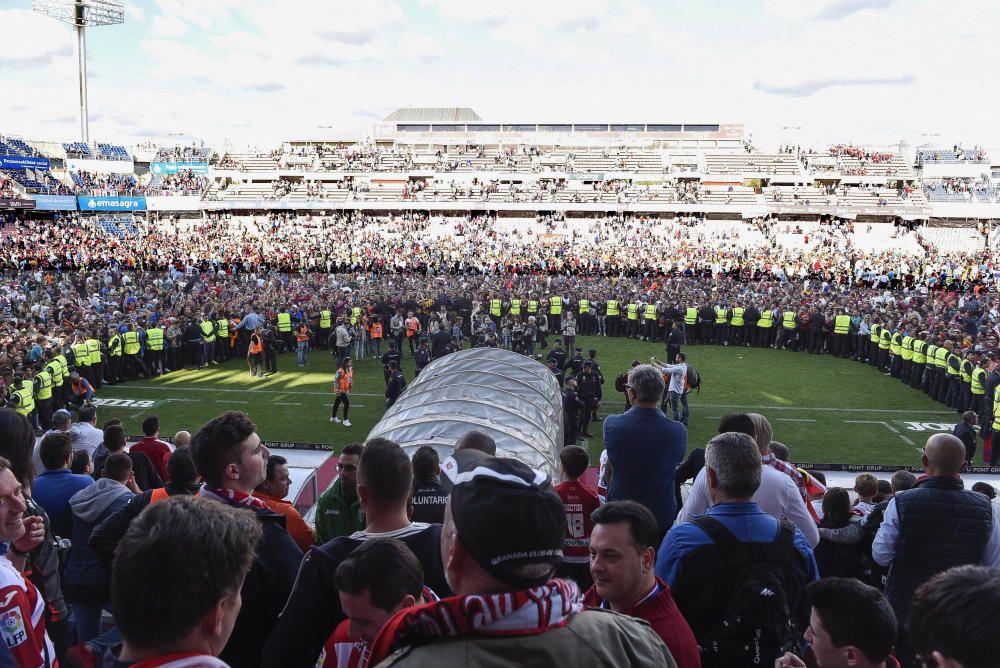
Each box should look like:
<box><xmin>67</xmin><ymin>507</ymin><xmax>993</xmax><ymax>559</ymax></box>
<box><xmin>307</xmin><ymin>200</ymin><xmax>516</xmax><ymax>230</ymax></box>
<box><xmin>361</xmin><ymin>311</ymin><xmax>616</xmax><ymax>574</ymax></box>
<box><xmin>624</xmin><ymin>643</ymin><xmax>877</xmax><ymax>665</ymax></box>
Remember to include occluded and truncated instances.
<box><xmin>566</xmin><ymin>347</ymin><xmax>586</xmax><ymax>377</ymax></box>
<box><xmin>32</xmin><ymin>363</ymin><xmax>53</xmax><ymax>431</ymax></box>
<box><xmin>575</xmin><ymin>360</ymin><xmax>601</xmax><ymax>438</ymax></box>
<box><xmin>413</xmin><ymin>339</ymin><xmax>431</xmax><ymax>377</ymax></box>
<box><xmin>562</xmin><ymin>378</ymin><xmax>584</xmax><ymax>446</ymax></box>
<box><xmin>546</xmin><ymin>339</ymin><xmax>568</xmax><ymax>370</ymax></box>
<box><xmin>381</xmin><ymin>342</ymin><xmax>403</xmax><ymax>384</ymax></box>
<box><xmin>548</xmin><ymin>358</ymin><xmax>565</xmax><ymax>388</ymax></box>
<box><xmin>385</xmin><ymin>361</ymin><xmax>406</xmax><ymax>408</ymax></box>
<box><xmin>106</xmin><ymin>328</ymin><xmax>124</xmax><ymax>384</ymax></box>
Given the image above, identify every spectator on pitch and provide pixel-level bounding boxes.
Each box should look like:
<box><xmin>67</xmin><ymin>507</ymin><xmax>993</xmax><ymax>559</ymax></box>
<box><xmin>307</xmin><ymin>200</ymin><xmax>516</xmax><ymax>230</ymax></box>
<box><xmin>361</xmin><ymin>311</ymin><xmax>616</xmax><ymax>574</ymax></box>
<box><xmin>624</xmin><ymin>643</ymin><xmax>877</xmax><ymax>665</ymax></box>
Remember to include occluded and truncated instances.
<box><xmin>62</xmin><ymin>452</ymin><xmax>137</xmax><ymax>645</ymax></box>
<box><xmin>651</xmin><ymin>353</ymin><xmax>689</xmax><ymax>425</ymax></box>
<box><xmin>255</xmin><ymin>454</ymin><xmax>315</xmax><ymax>552</ymax></box>
<box><xmin>584</xmin><ymin>501</ymin><xmax>700</xmax><ymax>667</ymax></box>
<box><xmin>264</xmin><ymin>438</ymin><xmax>450</xmax><ymax>668</ymax></box>
<box><xmin>101</xmin><ymin>496</ymin><xmax>262</xmax><ymax>667</ymax></box>
<box><xmin>191</xmin><ymin>411</ymin><xmax>303</xmax><ymax>668</ymax></box>
<box><xmin>872</xmin><ymin>434</ymin><xmax>1000</xmax><ymax>628</ymax></box>
<box><xmin>319</xmin><ymin>538</ymin><xmax>436</xmax><ymax>668</ymax></box>
<box><xmin>409</xmin><ymin>446</ymin><xmax>446</xmax><ymax>525</ymax></box>
<box><xmin>315</xmin><ymin>443</ymin><xmax>365</xmax><ymax>544</ymax></box>
<box><xmin>953</xmin><ymin>410</ymin><xmax>978</xmax><ymax>465</ymax></box>
<box><xmin>32</xmin><ymin>432</ymin><xmax>94</xmax><ymax>539</ymax></box>
<box><xmin>908</xmin><ymin>565</ymin><xmax>1000</xmax><ymax>668</ymax></box>
<box><xmin>555</xmin><ymin>446</ymin><xmax>600</xmax><ymax>592</ymax></box>
<box><xmin>95</xmin><ymin>425</ymin><xmax>163</xmax><ymax>491</ymax></box>
<box><xmin>677</xmin><ymin>415</ymin><xmax>820</xmax><ymax>547</ymax></box>
<box><xmin>129</xmin><ymin>415</ymin><xmax>172</xmax><ymax>483</ymax></box>
<box><xmin>657</xmin><ymin>432</ymin><xmax>818</xmax><ymax>666</ymax></box>
<box><xmin>604</xmin><ymin>364</ymin><xmax>687</xmax><ymax>536</ymax></box>
<box><xmin>364</xmin><ymin>453</ymin><xmax>675</xmax><ymax>667</ymax></box>
<box><xmin>775</xmin><ymin>578</ymin><xmax>898</xmax><ymax>668</ymax></box>
<box><xmin>68</xmin><ymin>404</ymin><xmax>103</xmax><ymax>457</ymax></box>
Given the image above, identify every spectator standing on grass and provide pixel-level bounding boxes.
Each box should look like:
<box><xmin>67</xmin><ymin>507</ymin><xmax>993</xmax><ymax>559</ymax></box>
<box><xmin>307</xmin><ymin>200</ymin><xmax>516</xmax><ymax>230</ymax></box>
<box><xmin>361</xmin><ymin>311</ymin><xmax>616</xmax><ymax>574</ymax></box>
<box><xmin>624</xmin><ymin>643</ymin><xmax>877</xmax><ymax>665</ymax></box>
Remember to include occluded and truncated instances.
<box><xmin>584</xmin><ymin>501</ymin><xmax>700</xmax><ymax>667</ymax></box>
<box><xmin>872</xmin><ymin>433</ymin><xmax>1000</xmax><ymax>630</ymax></box>
<box><xmin>330</xmin><ymin>358</ymin><xmax>353</xmax><ymax>427</ymax></box>
<box><xmin>315</xmin><ymin>443</ymin><xmax>365</xmax><ymax>544</ymax></box>
<box><xmin>651</xmin><ymin>353</ymin><xmax>690</xmax><ymax>425</ymax></box>
<box><xmin>255</xmin><ymin>454</ymin><xmax>315</xmax><ymax>552</ymax></box>
<box><xmin>604</xmin><ymin>365</ymin><xmax>687</xmax><ymax>536</ymax></box>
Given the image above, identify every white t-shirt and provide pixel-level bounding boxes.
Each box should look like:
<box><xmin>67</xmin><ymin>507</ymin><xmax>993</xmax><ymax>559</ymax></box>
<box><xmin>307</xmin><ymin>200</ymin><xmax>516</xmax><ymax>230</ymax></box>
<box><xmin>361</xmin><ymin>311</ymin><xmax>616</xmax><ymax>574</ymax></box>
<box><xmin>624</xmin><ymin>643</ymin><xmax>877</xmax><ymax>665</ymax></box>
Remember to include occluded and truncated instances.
<box><xmin>661</xmin><ymin>363</ymin><xmax>687</xmax><ymax>394</ymax></box>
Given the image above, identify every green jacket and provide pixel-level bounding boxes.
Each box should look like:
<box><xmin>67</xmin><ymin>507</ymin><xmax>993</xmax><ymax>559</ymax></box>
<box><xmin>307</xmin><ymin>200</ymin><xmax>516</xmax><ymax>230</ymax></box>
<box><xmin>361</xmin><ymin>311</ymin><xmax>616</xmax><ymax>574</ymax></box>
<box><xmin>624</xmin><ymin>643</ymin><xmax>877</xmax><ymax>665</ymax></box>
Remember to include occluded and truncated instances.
<box><xmin>314</xmin><ymin>478</ymin><xmax>364</xmax><ymax>544</ymax></box>
<box><xmin>375</xmin><ymin>608</ymin><xmax>676</xmax><ymax>667</ymax></box>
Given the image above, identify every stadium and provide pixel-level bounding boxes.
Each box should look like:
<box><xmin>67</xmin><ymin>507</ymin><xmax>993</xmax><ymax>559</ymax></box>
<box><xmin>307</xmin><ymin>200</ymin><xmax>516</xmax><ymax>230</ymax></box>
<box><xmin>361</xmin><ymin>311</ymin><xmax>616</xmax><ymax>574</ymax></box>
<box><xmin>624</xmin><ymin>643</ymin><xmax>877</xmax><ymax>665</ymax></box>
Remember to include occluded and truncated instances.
<box><xmin>1</xmin><ymin>1</ymin><xmax>999</xmax><ymax>667</ymax></box>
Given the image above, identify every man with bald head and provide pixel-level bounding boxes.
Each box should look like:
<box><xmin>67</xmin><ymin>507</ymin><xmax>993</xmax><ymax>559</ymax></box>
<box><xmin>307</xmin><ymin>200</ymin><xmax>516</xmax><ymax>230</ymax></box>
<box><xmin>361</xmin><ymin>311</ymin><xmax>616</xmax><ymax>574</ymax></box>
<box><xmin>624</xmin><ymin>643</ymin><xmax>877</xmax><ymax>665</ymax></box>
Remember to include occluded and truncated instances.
<box><xmin>872</xmin><ymin>433</ymin><xmax>1000</xmax><ymax>628</ymax></box>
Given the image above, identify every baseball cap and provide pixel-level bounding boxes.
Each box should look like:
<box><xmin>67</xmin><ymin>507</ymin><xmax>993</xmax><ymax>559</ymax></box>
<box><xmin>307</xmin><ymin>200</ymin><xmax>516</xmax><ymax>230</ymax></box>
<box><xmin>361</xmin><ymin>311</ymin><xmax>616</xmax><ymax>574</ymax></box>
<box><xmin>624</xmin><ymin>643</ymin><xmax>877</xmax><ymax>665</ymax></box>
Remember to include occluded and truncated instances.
<box><xmin>449</xmin><ymin>455</ymin><xmax>565</xmax><ymax>589</ymax></box>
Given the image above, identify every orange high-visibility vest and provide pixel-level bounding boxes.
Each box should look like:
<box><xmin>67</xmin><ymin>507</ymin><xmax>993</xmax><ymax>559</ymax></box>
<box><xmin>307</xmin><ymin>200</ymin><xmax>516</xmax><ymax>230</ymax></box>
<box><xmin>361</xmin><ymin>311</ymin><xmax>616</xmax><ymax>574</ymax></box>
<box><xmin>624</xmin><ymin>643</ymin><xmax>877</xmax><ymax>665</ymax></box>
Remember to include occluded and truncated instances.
<box><xmin>249</xmin><ymin>334</ymin><xmax>263</xmax><ymax>354</ymax></box>
<box><xmin>149</xmin><ymin>488</ymin><xmax>170</xmax><ymax>504</ymax></box>
<box><xmin>336</xmin><ymin>369</ymin><xmax>353</xmax><ymax>394</ymax></box>
<box><xmin>371</xmin><ymin>323</ymin><xmax>383</xmax><ymax>339</ymax></box>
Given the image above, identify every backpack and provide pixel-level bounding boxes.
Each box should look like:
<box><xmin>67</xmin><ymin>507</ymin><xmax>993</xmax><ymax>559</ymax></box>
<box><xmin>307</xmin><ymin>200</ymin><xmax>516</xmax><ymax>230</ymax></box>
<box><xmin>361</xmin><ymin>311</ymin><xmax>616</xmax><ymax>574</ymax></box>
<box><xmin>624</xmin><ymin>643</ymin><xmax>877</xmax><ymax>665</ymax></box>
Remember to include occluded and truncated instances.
<box><xmin>691</xmin><ymin>516</ymin><xmax>798</xmax><ymax>668</ymax></box>
<box><xmin>614</xmin><ymin>371</ymin><xmax>628</xmax><ymax>393</ymax></box>
<box><xmin>685</xmin><ymin>365</ymin><xmax>701</xmax><ymax>394</ymax></box>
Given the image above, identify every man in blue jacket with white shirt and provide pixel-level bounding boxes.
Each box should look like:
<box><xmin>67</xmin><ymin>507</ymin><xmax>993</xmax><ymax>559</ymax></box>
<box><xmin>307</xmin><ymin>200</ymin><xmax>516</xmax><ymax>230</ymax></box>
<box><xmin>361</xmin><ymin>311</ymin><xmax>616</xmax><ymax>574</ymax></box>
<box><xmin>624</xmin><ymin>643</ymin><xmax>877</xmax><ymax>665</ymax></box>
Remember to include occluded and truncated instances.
<box><xmin>603</xmin><ymin>364</ymin><xmax>686</xmax><ymax>536</ymax></box>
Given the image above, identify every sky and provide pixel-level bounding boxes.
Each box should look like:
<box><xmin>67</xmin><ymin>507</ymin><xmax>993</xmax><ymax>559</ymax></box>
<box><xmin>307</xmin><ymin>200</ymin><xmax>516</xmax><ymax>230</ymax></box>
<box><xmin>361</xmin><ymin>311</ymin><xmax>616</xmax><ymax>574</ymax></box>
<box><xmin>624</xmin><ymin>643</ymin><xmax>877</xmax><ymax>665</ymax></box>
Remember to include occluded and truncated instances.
<box><xmin>0</xmin><ymin>0</ymin><xmax>997</xmax><ymax>152</ymax></box>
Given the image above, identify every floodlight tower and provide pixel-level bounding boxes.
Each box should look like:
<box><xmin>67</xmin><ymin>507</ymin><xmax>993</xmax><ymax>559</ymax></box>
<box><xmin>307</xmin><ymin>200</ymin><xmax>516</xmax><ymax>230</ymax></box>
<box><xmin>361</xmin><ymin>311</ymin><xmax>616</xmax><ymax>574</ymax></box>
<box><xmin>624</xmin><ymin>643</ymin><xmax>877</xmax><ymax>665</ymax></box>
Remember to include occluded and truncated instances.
<box><xmin>32</xmin><ymin>0</ymin><xmax>125</xmax><ymax>145</ymax></box>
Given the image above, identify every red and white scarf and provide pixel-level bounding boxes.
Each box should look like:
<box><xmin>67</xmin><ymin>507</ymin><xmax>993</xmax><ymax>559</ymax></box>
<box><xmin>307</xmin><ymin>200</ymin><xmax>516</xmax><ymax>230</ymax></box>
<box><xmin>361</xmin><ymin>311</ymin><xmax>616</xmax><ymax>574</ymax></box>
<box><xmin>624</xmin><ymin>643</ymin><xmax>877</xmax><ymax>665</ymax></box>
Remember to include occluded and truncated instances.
<box><xmin>367</xmin><ymin>579</ymin><xmax>582</xmax><ymax>665</ymax></box>
<box><xmin>199</xmin><ymin>486</ymin><xmax>269</xmax><ymax>510</ymax></box>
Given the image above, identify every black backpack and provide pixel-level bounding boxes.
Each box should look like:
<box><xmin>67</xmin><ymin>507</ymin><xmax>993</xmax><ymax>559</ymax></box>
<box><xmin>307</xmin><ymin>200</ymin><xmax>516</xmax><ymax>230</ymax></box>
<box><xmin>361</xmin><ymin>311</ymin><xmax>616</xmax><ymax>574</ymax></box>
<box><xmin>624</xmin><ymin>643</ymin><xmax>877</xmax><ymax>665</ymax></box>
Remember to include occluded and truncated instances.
<box><xmin>685</xmin><ymin>365</ymin><xmax>701</xmax><ymax>394</ymax></box>
<box><xmin>614</xmin><ymin>371</ymin><xmax>628</xmax><ymax>393</ymax></box>
<box><xmin>691</xmin><ymin>516</ymin><xmax>797</xmax><ymax>668</ymax></box>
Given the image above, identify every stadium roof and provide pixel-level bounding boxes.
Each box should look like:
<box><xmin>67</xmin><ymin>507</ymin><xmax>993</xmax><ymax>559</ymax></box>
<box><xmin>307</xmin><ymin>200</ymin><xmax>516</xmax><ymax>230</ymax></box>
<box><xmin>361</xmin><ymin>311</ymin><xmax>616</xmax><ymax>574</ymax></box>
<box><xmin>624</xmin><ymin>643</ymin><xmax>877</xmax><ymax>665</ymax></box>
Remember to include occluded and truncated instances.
<box><xmin>383</xmin><ymin>108</ymin><xmax>482</xmax><ymax>122</ymax></box>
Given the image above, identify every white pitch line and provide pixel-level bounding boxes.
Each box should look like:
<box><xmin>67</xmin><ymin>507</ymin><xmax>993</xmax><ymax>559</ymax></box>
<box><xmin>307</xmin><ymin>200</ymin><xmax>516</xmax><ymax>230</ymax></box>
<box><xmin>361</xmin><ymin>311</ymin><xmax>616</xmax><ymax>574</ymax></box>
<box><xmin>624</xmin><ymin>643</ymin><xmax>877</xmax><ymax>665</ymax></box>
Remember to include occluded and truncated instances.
<box><xmin>774</xmin><ymin>418</ymin><xmax>817</xmax><ymax>422</ymax></box>
<box><xmin>274</xmin><ymin>402</ymin><xmax>302</xmax><ymax>406</ymax></box>
<box><xmin>215</xmin><ymin>399</ymin><xmax>248</xmax><ymax>404</ymax></box>
<box><xmin>844</xmin><ymin>420</ymin><xmax>916</xmax><ymax>447</ymax></box>
<box><xmin>114</xmin><ymin>385</ymin><xmax>958</xmax><ymax>413</ymax></box>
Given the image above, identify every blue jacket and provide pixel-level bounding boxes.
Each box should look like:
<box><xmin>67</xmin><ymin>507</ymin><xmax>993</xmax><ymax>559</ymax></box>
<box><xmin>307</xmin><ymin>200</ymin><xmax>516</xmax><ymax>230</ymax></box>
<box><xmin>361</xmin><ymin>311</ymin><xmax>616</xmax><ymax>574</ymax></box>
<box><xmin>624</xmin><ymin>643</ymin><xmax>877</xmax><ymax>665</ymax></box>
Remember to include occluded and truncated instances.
<box><xmin>604</xmin><ymin>406</ymin><xmax>687</xmax><ymax>531</ymax></box>
<box><xmin>32</xmin><ymin>469</ymin><xmax>94</xmax><ymax>539</ymax></box>
<box><xmin>64</xmin><ymin>479</ymin><xmax>134</xmax><ymax>593</ymax></box>
<box><xmin>657</xmin><ymin>501</ymin><xmax>819</xmax><ymax>638</ymax></box>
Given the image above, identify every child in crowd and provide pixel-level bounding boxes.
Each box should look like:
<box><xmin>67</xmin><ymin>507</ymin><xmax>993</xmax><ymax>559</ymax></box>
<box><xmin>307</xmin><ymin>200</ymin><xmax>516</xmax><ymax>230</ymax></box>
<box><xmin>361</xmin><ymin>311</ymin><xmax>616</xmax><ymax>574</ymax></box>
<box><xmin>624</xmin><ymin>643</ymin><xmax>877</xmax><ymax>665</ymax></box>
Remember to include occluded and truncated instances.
<box><xmin>555</xmin><ymin>446</ymin><xmax>601</xmax><ymax>592</ymax></box>
<box><xmin>853</xmin><ymin>472</ymin><xmax>879</xmax><ymax>516</ymax></box>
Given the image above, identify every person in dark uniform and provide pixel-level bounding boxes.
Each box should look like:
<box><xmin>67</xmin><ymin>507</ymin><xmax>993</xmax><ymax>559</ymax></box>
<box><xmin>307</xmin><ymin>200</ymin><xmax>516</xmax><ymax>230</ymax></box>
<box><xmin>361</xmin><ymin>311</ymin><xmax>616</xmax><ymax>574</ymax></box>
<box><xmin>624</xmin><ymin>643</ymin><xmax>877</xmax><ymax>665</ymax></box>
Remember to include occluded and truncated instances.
<box><xmin>953</xmin><ymin>411</ymin><xmax>978</xmax><ymax>465</ymax></box>
<box><xmin>546</xmin><ymin>339</ymin><xmax>568</xmax><ymax>369</ymax></box>
<box><xmin>566</xmin><ymin>347</ymin><xmax>586</xmax><ymax>377</ymax></box>
<box><xmin>548</xmin><ymin>358</ymin><xmax>565</xmax><ymax>388</ymax></box>
<box><xmin>698</xmin><ymin>304</ymin><xmax>716</xmax><ymax>346</ymax></box>
<box><xmin>666</xmin><ymin>323</ymin><xmax>684</xmax><ymax>362</ymax></box>
<box><xmin>262</xmin><ymin>326</ymin><xmax>280</xmax><ymax>375</ymax></box>
<box><xmin>444</xmin><ymin>336</ymin><xmax>461</xmax><ymax>356</ymax></box>
<box><xmin>576</xmin><ymin>360</ymin><xmax>601</xmax><ymax>437</ymax></box>
<box><xmin>413</xmin><ymin>339</ymin><xmax>432</xmax><ymax>376</ymax></box>
<box><xmin>809</xmin><ymin>309</ymin><xmax>826</xmax><ymax>354</ymax></box>
<box><xmin>385</xmin><ymin>361</ymin><xmax>406</xmax><ymax>408</ymax></box>
<box><xmin>562</xmin><ymin>378</ymin><xmax>585</xmax><ymax>446</ymax></box>
<box><xmin>381</xmin><ymin>342</ymin><xmax>403</xmax><ymax>384</ymax></box>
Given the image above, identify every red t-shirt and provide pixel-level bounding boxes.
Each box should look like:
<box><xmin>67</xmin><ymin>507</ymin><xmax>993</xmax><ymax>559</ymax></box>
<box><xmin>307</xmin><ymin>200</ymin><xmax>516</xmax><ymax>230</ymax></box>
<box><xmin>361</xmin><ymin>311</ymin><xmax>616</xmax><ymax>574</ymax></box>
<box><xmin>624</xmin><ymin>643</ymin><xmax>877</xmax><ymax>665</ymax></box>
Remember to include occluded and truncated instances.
<box><xmin>555</xmin><ymin>480</ymin><xmax>601</xmax><ymax>564</ymax></box>
<box><xmin>130</xmin><ymin>437</ymin><xmax>172</xmax><ymax>482</ymax></box>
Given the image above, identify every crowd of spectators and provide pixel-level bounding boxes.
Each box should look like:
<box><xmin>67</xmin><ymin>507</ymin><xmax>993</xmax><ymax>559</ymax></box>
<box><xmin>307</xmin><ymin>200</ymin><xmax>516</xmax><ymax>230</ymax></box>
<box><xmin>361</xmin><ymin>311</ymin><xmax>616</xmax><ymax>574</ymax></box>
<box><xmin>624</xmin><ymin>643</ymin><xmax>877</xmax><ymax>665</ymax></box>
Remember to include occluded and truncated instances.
<box><xmin>70</xmin><ymin>172</ymin><xmax>140</xmax><ymax>197</ymax></box>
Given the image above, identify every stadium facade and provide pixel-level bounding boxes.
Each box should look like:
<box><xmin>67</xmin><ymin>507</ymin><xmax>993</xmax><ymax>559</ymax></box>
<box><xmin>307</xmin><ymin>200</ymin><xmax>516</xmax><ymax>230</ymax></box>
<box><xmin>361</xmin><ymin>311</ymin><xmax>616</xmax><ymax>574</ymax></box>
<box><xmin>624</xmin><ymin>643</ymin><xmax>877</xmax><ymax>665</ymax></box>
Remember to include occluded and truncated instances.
<box><xmin>2</xmin><ymin>107</ymin><xmax>999</xmax><ymax>229</ymax></box>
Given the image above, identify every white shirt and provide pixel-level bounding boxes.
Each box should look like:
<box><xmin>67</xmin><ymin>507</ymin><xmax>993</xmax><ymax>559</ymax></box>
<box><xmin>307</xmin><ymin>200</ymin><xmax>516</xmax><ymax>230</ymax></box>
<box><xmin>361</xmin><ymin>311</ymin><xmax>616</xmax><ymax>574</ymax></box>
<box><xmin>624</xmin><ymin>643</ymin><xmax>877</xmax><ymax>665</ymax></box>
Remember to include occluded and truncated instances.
<box><xmin>661</xmin><ymin>363</ymin><xmax>687</xmax><ymax>394</ymax></box>
<box><xmin>676</xmin><ymin>465</ymin><xmax>820</xmax><ymax>547</ymax></box>
<box><xmin>68</xmin><ymin>421</ymin><xmax>104</xmax><ymax>456</ymax></box>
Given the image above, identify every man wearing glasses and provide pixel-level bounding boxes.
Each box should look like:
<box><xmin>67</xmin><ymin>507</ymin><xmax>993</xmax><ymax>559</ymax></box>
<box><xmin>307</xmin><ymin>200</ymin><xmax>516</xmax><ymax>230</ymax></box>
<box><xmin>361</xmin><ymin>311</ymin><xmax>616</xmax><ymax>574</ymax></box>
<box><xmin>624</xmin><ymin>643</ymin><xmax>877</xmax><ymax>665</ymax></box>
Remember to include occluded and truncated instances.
<box><xmin>315</xmin><ymin>443</ymin><xmax>366</xmax><ymax>544</ymax></box>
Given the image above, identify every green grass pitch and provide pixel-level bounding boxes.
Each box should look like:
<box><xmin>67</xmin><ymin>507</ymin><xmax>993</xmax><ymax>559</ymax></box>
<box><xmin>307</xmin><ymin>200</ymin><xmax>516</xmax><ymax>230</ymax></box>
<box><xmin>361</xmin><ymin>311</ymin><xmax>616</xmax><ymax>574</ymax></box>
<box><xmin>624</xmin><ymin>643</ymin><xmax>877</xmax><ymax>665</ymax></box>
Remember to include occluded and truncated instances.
<box><xmin>91</xmin><ymin>336</ymin><xmax>959</xmax><ymax>467</ymax></box>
